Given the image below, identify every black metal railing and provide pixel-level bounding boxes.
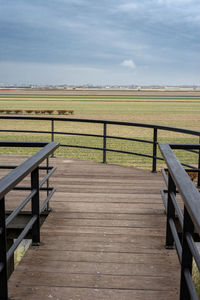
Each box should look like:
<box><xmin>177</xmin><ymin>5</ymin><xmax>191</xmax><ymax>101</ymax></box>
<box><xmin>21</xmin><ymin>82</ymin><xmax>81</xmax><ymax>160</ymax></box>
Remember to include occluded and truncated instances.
<box><xmin>0</xmin><ymin>116</ymin><xmax>200</xmax><ymax>173</ymax></box>
<box><xmin>0</xmin><ymin>141</ymin><xmax>59</xmax><ymax>299</ymax></box>
<box><xmin>159</xmin><ymin>143</ymin><xmax>200</xmax><ymax>300</ymax></box>
<box><xmin>0</xmin><ymin>116</ymin><xmax>200</xmax><ymax>298</ymax></box>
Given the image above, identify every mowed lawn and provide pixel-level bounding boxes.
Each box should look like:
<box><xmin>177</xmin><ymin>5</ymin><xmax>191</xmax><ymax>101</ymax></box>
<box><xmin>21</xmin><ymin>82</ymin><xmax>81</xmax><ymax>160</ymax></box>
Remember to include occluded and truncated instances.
<box><xmin>0</xmin><ymin>90</ymin><xmax>200</xmax><ymax>169</ymax></box>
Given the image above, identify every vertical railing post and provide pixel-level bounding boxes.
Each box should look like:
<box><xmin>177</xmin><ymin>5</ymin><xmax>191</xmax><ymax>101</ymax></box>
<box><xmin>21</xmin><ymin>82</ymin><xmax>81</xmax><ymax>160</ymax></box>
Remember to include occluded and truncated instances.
<box><xmin>198</xmin><ymin>137</ymin><xmax>200</xmax><ymax>187</ymax></box>
<box><xmin>0</xmin><ymin>197</ymin><xmax>8</xmax><ymax>300</ymax></box>
<box><xmin>46</xmin><ymin>157</ymin><xmax>50</xmax><ymax>211</ymax></box>
<box><xmin>152</xmin><ymin>128</ymin><xmax>157</xmax><ymax>173</ymax></box>
<box><xmin>31</xmin><ymin>167</ymin><xmax>40</xmax><ymax>246</ymax></box>
<box><xmin>179</xmin><ymin>206</ymin><xmax>194</xmax><ymax>300</ymax></box>
<box><xmin>51</xmin><ymin>119</ymin><xmax>54</xmax><ymax>142</ymax></box>
<box><xmin>51</xmin><ymin>120</ymin><xmax>55</xmax><ymax>158</ymax></box>
<box><xmin>165</xmin><ymin>173</ymin><xmax>176</xmax><ymax>249</ymax></box>
<box><xmin>103</xmin><ymin>123</ymin><xmax>107</xmax><ymax>163</ymax></box>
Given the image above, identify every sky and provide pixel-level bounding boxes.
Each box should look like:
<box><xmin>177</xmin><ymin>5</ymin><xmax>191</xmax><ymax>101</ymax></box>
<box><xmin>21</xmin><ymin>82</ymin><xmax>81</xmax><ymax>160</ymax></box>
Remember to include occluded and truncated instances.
<box><xmin>0</xmin><ymin>0</ymin><xmax>200</xmax><ymax>85</ymax></box>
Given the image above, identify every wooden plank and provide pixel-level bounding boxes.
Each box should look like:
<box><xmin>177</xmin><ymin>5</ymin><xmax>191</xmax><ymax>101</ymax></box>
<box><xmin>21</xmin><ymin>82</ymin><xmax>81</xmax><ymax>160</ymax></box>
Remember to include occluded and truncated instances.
<box><xmin>17</xmin><ymin>240</ymin><xmax>169</xmax><ymax>254</ymax></box>
<box><xmin>49</xmin><ymin>201</ymin><xmax>164</xmax><ymax>214</ymax></box>
<box><xmin>15</xmin><ymin>259</ymin><xmax>179</xmax><ymax>277</ymax></box>
<box><xmin>15</xmin><ymin>248</ymin><xmax>178</xmax><ymax>265</ymax></box>
<box><xmin>52</xmin><ymin>191</ymin><xmax>163</xmax><ymax>203</ymax></box>
<box><xmin>4</xmin><ymin>156</ymin><xmax>180</xmax><ymax>299</ymax></box>
<box><xmin>8</xmin><ymin>285</ymin><xmax>179</xmax><ymax>300</ymax></box>
<box><xmin>44</xmin><ymin>211</ymin><xmax>165</xmax><ymax>220</ymax></box>
<box><xmin>42</xmin><ymin>215</ymin><xmax>165</xmax><ymax>228</ymax></box>
<box><xmin>40</xmin><ymin>223</ymin><xmax>165</xmax><ymax>236</ymax></box>
<box><xmin>10</xmin><ymin>271</ymin><xmax>179</xmax><ymax>291</ymax></box>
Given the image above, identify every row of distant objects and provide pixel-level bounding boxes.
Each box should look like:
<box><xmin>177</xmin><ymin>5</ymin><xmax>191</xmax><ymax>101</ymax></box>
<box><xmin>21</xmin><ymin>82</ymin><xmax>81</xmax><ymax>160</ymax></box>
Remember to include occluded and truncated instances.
<box><xmin>0</xmin><ymin>109</ymin><xmax>74</xmax><ymax>115</ymax></box>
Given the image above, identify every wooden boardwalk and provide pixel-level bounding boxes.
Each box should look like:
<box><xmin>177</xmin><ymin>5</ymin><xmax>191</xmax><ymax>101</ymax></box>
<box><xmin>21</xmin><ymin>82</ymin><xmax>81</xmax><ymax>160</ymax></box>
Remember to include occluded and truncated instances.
<box><xmin>6</xmin><ymin>157</ymin><xmax>179</xmax><ymax>299</ymax></box>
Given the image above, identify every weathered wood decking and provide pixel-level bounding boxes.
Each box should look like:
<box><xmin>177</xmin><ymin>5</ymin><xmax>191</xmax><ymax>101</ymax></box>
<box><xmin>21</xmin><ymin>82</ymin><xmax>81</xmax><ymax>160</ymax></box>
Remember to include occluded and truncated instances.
<box><xmin>4</xmin><ymin>157</ymin><xmax>179</xmax><ymax>299</ymax></box>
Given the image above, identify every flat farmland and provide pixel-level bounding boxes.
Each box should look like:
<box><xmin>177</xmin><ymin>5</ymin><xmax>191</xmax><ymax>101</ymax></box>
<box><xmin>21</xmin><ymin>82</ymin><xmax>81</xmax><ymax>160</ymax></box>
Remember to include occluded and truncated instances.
<box><xmin>0</xmin><ymin>89</ymin><xmax>200</xmax><ymax>169</ymax></box>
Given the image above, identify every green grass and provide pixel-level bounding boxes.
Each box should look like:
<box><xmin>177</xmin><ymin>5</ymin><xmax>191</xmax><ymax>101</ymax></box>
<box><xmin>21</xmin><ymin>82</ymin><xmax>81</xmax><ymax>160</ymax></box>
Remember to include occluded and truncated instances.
<box><xmin>0</xmin><ymin>92</ymin><xmax>199</xmax><ymax>170</ymax></box>
<box><xmin>0</xmin><ymin>132</ymin><xmax>198</xmax><ymax>170</ymax></box>
<box><xmin>193</xmin><ymin>261</ymin><xmax>200</xmax><ymax>297</ymax></box>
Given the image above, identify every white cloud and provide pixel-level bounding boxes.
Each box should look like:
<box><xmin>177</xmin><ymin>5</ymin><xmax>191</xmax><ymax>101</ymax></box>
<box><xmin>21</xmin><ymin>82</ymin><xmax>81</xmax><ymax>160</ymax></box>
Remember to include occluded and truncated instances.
<box><xmin>121</xmin><ymin>59</ymin><xmax>136</xmax><ymax>69</ymax></box>
<box><xmin>116</xmin><ymin>3</ymin><xmax>139</xmax><ymax>12</ymax></box>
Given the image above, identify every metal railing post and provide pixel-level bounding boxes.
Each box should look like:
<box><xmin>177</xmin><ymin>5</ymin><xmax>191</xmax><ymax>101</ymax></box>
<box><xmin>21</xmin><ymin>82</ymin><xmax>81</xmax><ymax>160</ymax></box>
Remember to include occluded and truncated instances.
<box><xmin>51</xmin><ymin>120</ymin><xmax>55</xmax><ymax>158</ymax></box>
<box><xmin>198</xmin><ymin>137</ymin><xmax>200</xmax><ymax>187</ymax></box>
<box><xmin>179</xmin><ymin>206</ymin><xmax>194</xmax><ymax>300</ymax></box>
<box><xmin>0</xmin><ymin>197</ymin><xmax>8</xmax><ymax>300</ymax></box>
<box><xmin>103</xmin><ymin>123</ymin><xmax>107</xmax><ymax>163</ymax></box>
<box><xmin>152</xmin><ymin>128</ymin><xmax>157</xmax><ymax>173</ymax></box>
<box><xmin>46</xmin><ymin>157</ymin><xmax>50</xmax><ymax>211</ymax></box>
<box><xmin>165</xmin><ymin>173</ymin><xmax>176</xmax><ymax>249</ymax></box>
<box><xmin>31</xmin><ymin>167</ymin><xmax>40</xmax><ymax>246</ymax></box>
<box><xmin>51</xmin><ymin>120</ymin><xmax>54</xmax><ymax>142</ymax></box>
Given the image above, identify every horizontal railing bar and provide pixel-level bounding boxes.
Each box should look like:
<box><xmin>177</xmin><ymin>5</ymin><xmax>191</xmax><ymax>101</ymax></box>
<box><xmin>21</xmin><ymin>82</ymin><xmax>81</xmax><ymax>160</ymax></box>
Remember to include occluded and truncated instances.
<box><xmin>0</xmin><ymin>141</ymin><xmax>49</xmax><ymax>147</ymax></box>
<box><xmin>0</xmin><ymin>129</ymin><xmax>51</xmax><ymax>135</ymax></box>
<box><xmin>60</xmin><ymin>144</ymin><xmax>164</xmax><ymax>160</ymax></box>
<box><xmin>185</xmin><ymin>168</ymin><xmax>200</xmax><ymax>172</ymax></box>
<box><xmin>160</xmin><ymin>190</ymin><xmax>167</xmax><ymax>214</ymax></box>
<box><xmin>170</xmin><ymin>144</ymin><xmax>200</xmax><ymax>150</ymax></box>
<box><xmin>145</xmin><ymin>165</ymin><xmax>197</xmax><ymax>177</ymax></box>
<box><xmin>38</xmin><ymin>166</ymin><xmax>53</xmax><ymax>170</ymax></box>
<box><xmin>6</xmin><ymin>189</ymin><xmax>37</xmax><ymax>226</ymax></box>
<box><xmin>54</xmin><ymin>131</ymin><xmax>154</xmax><ymax>144</ymax></box>
<box><xmin>181</xmin><ymin>163</ymin><xmax>198</xmax><ymax>170</ymax></box>
<box><xmin>184</xmin><ymin>269</ymin><xmax>199</xmax><ymax>300</ymax></box>
<box><xmin>183</xmin><ymin>149</ymin><xmax>199</xmax><ymax>154</ymax></box>
<box><xmin>0</xmin><ymin>142</ymin><xmax>59</xmax><ymax>200</ymax></box>
<box><xmin>159</xmin><ymin>143</ymin><xmax>200</xmax><ymax>232</ymax></box>
<box><xmin>0</xmin><ymin>165</ymin><xmax>53</xmax><ymax>170</ymax></box>
<box><xmin>1</xmin><ymin>116</ymin><xmax>200</xmax><ymax>136</ymax></box>
<box><xmin>170</xmin><ymin>191</ymin><xmax>184</xmax><ymax>229</ymax></box>
<box><xmin>169</xmin><ymin>218</ymin><xmax>182</xmax><ymax>262</ymax></box>
<box><xmin>52</xmin><ymin>131</ymin><xmax>103</xmax><ymax>138</ymax></box>
<box><xmin>102</xmin><ymin>148</ymin><xmax>155</xmax><ymax>159</ymax></box>
<box><xmin>0</xmin><ymin>129</ymin><xmax>156</xmax><ymax>147</ymax></box>
<box><xmin>40</xmin><ymin>188</ymin><xmax>56</xmax><ymax>213</ymax></box>
<box><xmin>12</xmin><ymin>186</ymin><xmax>36</xmax><ymax>191</ymax></box>
<box><xmin>0</xmin><ymin>166</ymin><xmax>18</xmax><ymax>170</ymax></box>
<box><xmin>13</xmin><ymin>186</ymin><xmax>53</xmax><ymax>191</ymax></box>
<box><xmin>106</xmin><ymin>135</ymin><xmax>154</xmax><ymax>144</ymax></box>
<box><xmin>186</xmin><ymin>232</ymin><xmax>200</xmax><ymax>272</ymax></box>
<box><xmin>7</xmin><ymin>215</ymin><xmax>37</xmax><ymax>261</ymax></box>
<box><xmin>39</xmin><ymin>167</ymin><xmax>56</xmax><ymax>189</ymax></box>
<box><xmin>0</xmin><ymin>129</ymin><xmax>154</xmax><ymax>145</ymax></box>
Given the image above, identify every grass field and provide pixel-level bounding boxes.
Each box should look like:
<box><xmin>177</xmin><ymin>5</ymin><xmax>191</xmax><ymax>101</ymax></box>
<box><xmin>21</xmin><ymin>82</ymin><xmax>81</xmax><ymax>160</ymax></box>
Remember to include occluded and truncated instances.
<box><xmin>0</xmin><ymin>90</ymin><xmax>200</xmax><ymax>169</ymax></box>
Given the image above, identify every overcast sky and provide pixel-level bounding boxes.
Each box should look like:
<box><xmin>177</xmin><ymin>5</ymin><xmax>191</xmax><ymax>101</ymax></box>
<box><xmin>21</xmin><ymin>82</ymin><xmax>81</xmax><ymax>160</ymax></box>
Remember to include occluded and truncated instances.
<box><xmin>0</xmin><ymin>0</ymin><xmax>200</xmax><ymax>85</ymax></box>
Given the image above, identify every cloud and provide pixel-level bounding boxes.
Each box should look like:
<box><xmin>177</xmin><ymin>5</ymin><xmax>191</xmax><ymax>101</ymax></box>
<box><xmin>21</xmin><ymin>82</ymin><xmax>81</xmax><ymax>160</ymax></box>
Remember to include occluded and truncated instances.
<box><xmin>116</xmin><ymin>3</ymin><xmax>139</xmax><ymax>12</ymax></box>
<box><xmin>0</xmin><ymin>0</ymin><xmax>199</xmax><ymax>84</ymax></box>
<box><xmin>121</xmin><ymin>60</ymin><xmax>136</xmax><ymax>69</ymax></box>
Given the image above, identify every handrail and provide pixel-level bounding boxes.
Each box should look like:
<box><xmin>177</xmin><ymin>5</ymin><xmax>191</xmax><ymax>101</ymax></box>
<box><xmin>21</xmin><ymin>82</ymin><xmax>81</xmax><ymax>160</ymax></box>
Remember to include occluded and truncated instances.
<box><xmin>1</xmin><ymin>115</ymin><xmax>200</xmax><ymax>135</ymax></box>
<box><xmin>0</xmin><ymin>142</ymin><xmax>59</xmax><ymax>200</ymax></box>
<box><xmin>0</xmin><ymin>141</ymin><xmax>59</xmax><ymax>299</ymax></box>
<box><xmin>159</xmin><ymin>143</ymin><xmax>200</xmax><ymax>300</ymax></box>
<box><xmin>0</xmin><ymin>116</ymin><xmax>200</xmax><ymax>175</ymax></box>
<box><xmin>159</xmin><ymin>143</ymin><xmax>200</xmax><ymax>231</ymax></box>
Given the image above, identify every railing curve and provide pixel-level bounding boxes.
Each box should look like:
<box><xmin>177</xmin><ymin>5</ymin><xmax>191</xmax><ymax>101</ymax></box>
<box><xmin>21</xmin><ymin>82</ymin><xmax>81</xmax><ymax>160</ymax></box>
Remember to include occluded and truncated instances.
<box><xmin>0</xmin><ymin>116</ymin><xmax>200</xmax><ymax>173</ymax></box>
